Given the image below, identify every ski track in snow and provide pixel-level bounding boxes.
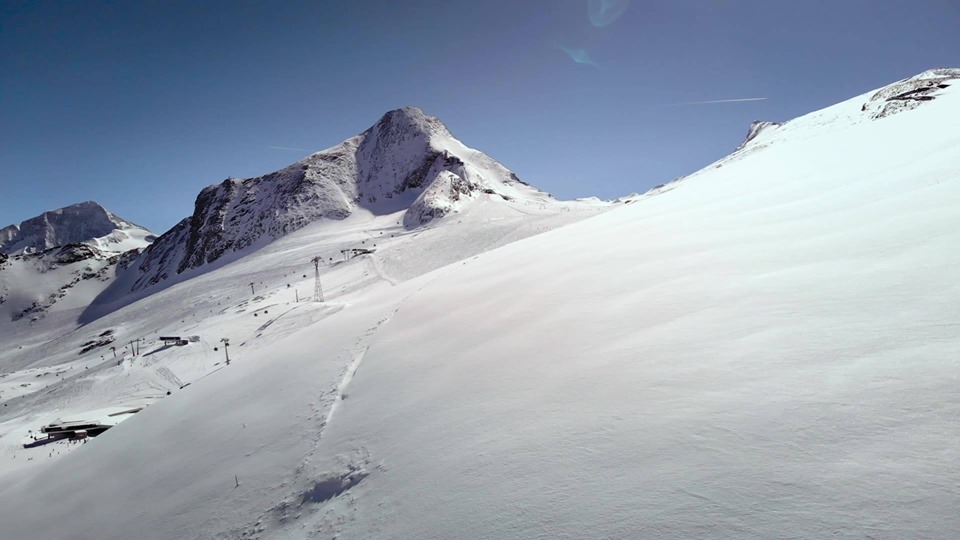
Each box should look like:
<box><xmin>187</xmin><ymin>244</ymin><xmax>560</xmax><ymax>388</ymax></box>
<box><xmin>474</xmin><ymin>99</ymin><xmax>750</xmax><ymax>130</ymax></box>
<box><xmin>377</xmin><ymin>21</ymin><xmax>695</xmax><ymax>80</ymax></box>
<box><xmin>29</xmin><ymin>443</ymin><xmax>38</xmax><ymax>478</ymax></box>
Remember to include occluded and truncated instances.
<box><xmin>218</xmin><ymin>308</ymin><xmax>404</xmax><ymax>540</ymax></box>
<box><xmin>319</xmin><ymin>283</ymin><xmax>432</xmax><ymax>436</ymax></box>
<box><xmin>254</xmin><ymin>304</ymin><xmax>303</xmax><ymax>337</ymax></box>
<box><xmin>367</xmin><ymin>253</ymin><xmax>398</xmax><ymax>287</ymax></box>
<box><xmin>230</xmin><ymin>274</ymin><xmax>452</xmax><ymax>538</ymax></box>
<box><xmin>319</xmin><ymin>320</ymin><xmax>385</xmax><ymax>434</ymax></box>
<box><xmin>204</xmin><ymin>225</ymin><xmax>511</xmax><ymax>539</ymax></box>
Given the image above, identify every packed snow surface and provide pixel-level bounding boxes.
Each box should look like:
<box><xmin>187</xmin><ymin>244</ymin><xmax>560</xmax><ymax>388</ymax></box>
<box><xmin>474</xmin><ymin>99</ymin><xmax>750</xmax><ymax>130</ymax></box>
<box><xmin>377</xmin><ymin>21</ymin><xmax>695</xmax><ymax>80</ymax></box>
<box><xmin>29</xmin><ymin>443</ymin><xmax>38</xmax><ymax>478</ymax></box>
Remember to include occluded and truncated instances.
<box><xmin>1</xmin><ymin>71</ymin><xmax>959</xmax><ymax>539</ymax></box>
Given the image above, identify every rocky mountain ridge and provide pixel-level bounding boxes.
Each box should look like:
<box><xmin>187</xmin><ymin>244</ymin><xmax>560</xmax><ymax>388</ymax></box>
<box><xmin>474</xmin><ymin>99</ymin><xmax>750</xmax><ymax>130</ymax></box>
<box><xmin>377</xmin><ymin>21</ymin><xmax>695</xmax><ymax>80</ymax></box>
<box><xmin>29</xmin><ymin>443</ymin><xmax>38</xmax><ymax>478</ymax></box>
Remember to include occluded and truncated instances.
<box><xmin>128</xmin><ymin>107</ymin><xmax>552</xmax><ymax>292</ymax></box>
<box><xmin>1</xmin><ymin>201</ymin><xmax>154</xmax><ymax>255</ymax></box>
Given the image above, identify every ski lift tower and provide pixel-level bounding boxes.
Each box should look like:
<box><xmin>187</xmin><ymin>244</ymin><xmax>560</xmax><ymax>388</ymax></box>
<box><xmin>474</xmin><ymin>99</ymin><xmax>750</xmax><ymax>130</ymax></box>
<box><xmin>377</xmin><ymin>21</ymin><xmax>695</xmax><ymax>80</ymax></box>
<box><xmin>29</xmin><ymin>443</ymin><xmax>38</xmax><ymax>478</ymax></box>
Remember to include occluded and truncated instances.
<box><xmin>311</xmin><ymin>256</ymin><xmax>324</xmax><ymax>303</ymax></box>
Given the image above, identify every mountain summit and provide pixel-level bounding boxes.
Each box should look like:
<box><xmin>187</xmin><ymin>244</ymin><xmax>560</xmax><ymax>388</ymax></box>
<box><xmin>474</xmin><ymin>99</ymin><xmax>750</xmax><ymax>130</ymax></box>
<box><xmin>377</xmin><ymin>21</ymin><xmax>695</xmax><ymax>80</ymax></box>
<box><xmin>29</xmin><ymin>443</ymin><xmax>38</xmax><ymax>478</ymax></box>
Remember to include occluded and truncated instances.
<box><xmin>0</xmin><ymin>202</ymin><xmax>154</xmax><ymax>323</ymax></box>
<box><xmin>131</xmin><ymin>107</ymin><xmax>552</xmax><ymax>291</ymax></box>
<box><xmin>0</xmin><ymin>201</ymin><xmax>153</xmax><ymax>255</ymax></box>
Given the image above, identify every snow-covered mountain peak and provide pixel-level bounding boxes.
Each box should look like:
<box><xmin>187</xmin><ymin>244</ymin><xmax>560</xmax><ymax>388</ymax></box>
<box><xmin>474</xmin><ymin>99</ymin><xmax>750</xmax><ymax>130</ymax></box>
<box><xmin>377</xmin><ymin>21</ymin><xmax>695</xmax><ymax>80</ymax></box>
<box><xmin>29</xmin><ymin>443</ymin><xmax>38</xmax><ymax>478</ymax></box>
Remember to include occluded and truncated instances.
<box><xmin>371</xmin><ymin>106</ymin><xmax>450</xmax><ymax>140</ymax></box>
<box><xmin>0</xmin><ymin>201</ymin><xmax>154</xmax><ymax>255</ymax></box>
<box><xmin>128</xmin><ymin>107</ymin><xmax>555</xmax><ymax>293</ymax></box>
<box><xmin>0</xmin><ymin>202</ymin><xmax>153</xmax><ymax>325</ymax></box>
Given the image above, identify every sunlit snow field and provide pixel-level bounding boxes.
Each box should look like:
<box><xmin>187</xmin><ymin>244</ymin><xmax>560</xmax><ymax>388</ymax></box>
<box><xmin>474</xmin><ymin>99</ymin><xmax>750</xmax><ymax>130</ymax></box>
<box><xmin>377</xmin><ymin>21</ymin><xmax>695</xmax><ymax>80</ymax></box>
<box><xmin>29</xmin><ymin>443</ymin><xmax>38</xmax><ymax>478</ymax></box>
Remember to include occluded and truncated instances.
<box><xmin>1</xmin><ymin>73</ymin><xmax>958</xmax><ymax>539</ymax></box>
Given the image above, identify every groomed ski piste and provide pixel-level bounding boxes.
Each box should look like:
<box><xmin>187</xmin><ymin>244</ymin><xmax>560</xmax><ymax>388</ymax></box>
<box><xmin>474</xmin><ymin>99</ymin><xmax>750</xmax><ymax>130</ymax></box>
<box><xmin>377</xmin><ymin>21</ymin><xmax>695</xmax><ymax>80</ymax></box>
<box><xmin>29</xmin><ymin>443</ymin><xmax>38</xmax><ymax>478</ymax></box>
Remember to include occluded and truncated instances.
<box><xmin>1</xmin><ymin>69</ymin><xmax>959</xmax><ymax>539</ymax></box>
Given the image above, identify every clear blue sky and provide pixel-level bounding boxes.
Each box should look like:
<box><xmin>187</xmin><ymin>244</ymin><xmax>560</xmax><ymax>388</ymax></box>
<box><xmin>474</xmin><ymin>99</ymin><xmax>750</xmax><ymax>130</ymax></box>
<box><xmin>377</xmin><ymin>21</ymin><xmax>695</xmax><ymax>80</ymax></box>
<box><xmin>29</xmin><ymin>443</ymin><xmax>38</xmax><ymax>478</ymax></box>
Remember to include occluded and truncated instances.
<box><xmin>2</xmin><ymin>0</ymin><xmax>959</xmax><ymax>232</ymax></box>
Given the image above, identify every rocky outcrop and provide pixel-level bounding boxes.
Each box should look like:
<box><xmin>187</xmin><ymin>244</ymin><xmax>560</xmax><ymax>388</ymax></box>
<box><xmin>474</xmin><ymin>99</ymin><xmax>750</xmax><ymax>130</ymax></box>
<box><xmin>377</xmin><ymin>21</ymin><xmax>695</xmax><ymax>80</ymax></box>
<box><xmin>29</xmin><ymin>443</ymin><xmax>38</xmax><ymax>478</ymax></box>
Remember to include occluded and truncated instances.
<box><xmin>0</xmin><ymin>201</ymin><xmax>152</xmax><ymax>255</ymax></box>
<box><xmin>862</xmin><ymin>68</ymin><xmax>959</xmax><ymax>120</ymax></box>
<box><xmin>736</xmin><ymin>121</ymin><xmax>783</xmax><ymax>151</ymax></box>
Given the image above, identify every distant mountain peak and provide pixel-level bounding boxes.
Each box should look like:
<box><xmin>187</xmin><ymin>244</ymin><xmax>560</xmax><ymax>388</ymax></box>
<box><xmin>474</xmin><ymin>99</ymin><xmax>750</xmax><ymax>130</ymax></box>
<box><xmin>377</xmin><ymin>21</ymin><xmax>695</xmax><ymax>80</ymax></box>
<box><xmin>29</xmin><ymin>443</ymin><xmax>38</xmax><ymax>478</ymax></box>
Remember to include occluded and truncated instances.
<box><xmin>128</xmin><ymin>107</ymin><xmax>553</xmax><ymax>292</ymax></box>
<box><xmin>1</xmin><ymin>201</ymin><xmax>153</xmax><ymax>255</ymax></box>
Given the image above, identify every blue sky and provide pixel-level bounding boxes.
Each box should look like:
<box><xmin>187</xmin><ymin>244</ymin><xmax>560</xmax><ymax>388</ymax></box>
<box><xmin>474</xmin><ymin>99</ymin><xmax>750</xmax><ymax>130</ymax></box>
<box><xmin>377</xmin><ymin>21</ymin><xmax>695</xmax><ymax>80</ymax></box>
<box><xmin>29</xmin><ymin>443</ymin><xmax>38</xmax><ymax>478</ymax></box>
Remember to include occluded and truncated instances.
<box><xmin>2</xmin><ymin>0</ymin><xmax>959</xmax><ymax>232</ymax></box>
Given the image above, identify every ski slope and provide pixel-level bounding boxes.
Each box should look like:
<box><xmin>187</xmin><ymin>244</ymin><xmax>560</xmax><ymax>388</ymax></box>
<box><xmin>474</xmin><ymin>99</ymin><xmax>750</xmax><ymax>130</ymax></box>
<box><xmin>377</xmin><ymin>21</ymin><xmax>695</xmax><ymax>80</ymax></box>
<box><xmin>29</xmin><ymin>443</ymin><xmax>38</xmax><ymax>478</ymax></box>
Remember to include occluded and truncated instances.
<box><xmin>0</xmin><ymin>196</ymin><xmax>608</xmax><ymax>496</ymax></box>
<box><xmin>1</xmin><ymin>71</ymin><xmax>959</xmax><ymax>539</ymax></box>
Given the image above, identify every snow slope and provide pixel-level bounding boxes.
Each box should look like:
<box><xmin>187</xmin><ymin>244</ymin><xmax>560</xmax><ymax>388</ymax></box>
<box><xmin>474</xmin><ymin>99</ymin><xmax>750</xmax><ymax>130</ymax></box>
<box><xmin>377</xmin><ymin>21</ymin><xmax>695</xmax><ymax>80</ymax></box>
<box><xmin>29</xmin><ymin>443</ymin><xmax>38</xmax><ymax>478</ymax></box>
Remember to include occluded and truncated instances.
<box><xmin>0</xmin><ymin>245</ymin><xmax>136</xmax><ymax>326</ymax></box>
<box><xmin>1</xmin><ymin>70</ymin><xmax>959</xmax><ymax>539</ymax></box>
<box><xmin>0</xmin><ymin>194</ymin><xmax>607</xmax><ymax>503</ymax></box>
<box><xmin>314</xmin><ymin>80</ymin><xmax>960</xmax><ymax>538</ymax></box>
<box><xmin>0</xmin><ymin>202</ymin><xmax>152</xmax><ymax>336</ymax></box>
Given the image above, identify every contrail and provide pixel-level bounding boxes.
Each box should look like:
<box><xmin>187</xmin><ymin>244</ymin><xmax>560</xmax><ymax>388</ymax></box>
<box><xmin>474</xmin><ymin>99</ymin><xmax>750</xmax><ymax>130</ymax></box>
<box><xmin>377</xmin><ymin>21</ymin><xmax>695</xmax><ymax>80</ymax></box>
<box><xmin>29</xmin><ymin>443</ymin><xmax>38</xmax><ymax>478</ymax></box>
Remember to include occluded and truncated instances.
<box><xmin>268</xmin><ymin>146</ymin><xmax>310</xmax><ymax>152</ymax></box>
<box><xmin>667</xmin><ymin>97</ymin><xmax>768</xmax><ymax>106</ymax></box>
<box><xmin>551</xmin><ymin>42</ymin><xmax>599</xmax><ymax>67</ymax></box>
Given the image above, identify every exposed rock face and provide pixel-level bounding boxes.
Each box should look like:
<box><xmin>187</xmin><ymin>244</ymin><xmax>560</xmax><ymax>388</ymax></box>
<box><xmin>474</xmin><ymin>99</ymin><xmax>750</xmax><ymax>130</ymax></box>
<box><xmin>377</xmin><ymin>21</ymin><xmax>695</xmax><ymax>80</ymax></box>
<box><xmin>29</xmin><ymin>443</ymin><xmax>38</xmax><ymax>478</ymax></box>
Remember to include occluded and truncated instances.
<box><xmin>50</xmin><ymin>244</ymin><xmax>102</xmax><ymax>265</ymax></box>
<box><xmin>736</xmin><ymin>121</ymin><xmax>783</xmax><ymax>151</ymax></box>
<box><xmin>862</xmin><ymin>68</ymin><xmax>959</xmax><ymax>119</ymax></box>
<box><xmin>0</xmin><ymin>201</ymin><xmax>152</xmax><ymax>255</ymax></box>
<box><xmin>728</xmin><ymin>68</ymin><xmax>959</xmax><ymax>159</ymax></box>
<box><xmin>130</xmin><ymin>107</ymin><xmax>549</xmax><ymax>292</ymax></box>
<box><xmin>0</xmin><ymin>202</ymin><xmax>153</xmax><ymax>321</ymax></box>
<box><xmin>0</xmin><ymin>225</ymin><xmax>18</xmax><ymax>247</ymax></box>
<box><xmin>114</xmin><ymin>248</ymin><xmax>143</xmax><ymax>274</ymax></box>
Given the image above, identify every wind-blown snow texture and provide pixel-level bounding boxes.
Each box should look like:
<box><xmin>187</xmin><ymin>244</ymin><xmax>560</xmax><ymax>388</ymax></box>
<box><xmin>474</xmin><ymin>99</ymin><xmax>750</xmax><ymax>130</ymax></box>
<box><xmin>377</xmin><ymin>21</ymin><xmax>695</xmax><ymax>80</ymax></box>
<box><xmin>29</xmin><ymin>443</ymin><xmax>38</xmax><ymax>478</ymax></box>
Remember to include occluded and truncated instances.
<box><xmin>1</xmin><ymin>69</ymin><xmax>959</xmax><ymax>540</ymax></box>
